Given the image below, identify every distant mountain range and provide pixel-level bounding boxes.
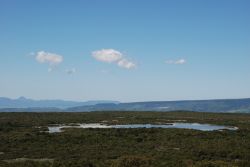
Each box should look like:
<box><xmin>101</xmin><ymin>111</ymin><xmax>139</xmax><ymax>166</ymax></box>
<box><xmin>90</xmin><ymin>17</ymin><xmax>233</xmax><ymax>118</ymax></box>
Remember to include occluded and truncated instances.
<box><xmin>0</xmin><ymin>97</ymin><xmax>250</xmax><ymax>113</ymax></box>
<box><xmin>67</xmin><ymin>98</ymin><xmax>250</xmax><ymax>113</ymax></box>
<box><xmin>0</xmin><ymin>97</ymin><xmax>119</xmax><ymax>109</ymax></box>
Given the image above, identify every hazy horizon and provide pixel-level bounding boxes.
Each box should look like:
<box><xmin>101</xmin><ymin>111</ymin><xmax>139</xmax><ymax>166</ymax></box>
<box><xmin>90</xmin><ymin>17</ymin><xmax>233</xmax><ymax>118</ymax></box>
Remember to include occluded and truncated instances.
<box><xmin>1</xmin><ymin>96</ymin><xmax>250</xmax><ymax>104</ymax></box>
<box><xmin>1</xmin><ymin>0</ymin><xmax>249</xmax><ymax>102</ymax></box>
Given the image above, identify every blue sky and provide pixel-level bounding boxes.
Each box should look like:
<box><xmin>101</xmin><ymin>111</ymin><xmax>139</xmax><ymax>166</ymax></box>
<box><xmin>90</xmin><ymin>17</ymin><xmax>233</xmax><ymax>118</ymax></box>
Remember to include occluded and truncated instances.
<box><xmin>0</xmin><ymin>0</ymin><xmax>249</xmax><ymax>102</ymax></box>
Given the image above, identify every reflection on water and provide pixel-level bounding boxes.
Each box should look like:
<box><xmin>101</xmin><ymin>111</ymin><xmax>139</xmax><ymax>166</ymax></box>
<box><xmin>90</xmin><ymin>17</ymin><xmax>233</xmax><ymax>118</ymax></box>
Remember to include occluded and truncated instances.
<box><xmin>47</xmin><ymin>123</ymin><xmax>238</xmax><ymax>133</ymax></box>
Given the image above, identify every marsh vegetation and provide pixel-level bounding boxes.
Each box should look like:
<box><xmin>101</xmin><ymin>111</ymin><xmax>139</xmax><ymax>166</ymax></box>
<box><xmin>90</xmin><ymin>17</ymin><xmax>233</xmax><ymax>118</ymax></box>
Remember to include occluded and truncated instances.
<box><xmin>0</xmin><ymin>111</ymin><xmax>250</xmax><ymax>167</ymax></box>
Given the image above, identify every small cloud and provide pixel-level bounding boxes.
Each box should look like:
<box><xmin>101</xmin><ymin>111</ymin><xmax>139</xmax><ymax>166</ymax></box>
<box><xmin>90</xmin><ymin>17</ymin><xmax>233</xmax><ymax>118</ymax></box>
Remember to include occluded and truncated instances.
<box><xmin>65</xmin><ymin>68</ymin><xmax>76</xmax><ymax>75</ymax></box>
<box><xmin>91</xmin><ymin>49</ymin><xmax>136</xmax><ymax>69</ymax></box>
<box><xmin>92</xmin><ymin>49</ymin><xmax>123</xmax><ymax>63</ymax></box>
<box><xmin>35</xmin><ymin>51</ymin><xmax>63</xmax><ymax>65</ymax></box>
<box><xmin>175</xmin><ymin>59</ymin><xmax>186</xmax><ymax>64</ymax></box>
<box><xmin>117</xmin><ymin>59</ymin><xmax>136</xmax><ymax>69</ymax></box>
<box><xmin>165</xmin><ymin>59</ymin><xmax>186</xmax><ymax>65</ymax></box>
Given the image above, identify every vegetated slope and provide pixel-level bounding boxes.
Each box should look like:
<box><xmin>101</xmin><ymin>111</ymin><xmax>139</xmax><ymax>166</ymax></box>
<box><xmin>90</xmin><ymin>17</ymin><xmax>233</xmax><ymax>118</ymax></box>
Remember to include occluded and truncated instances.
<box><xmin>68</xmin><ymin>98</ymin><xmax>250</xmax><ymax>113</ymax></box>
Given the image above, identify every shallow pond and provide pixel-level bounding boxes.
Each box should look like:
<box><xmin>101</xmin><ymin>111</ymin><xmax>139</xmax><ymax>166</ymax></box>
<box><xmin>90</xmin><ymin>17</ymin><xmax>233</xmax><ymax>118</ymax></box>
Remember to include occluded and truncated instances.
<box><xmin>47</xmin><ymin>123</ymin><xmax>238</xmax><ymax>133</ymax></box>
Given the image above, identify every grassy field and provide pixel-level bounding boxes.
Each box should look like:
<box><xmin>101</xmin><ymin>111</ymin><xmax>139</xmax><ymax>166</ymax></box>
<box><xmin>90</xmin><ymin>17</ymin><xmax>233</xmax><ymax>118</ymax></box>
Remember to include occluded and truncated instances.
<box><xmin>0</xmin><ymin>111</ymin><xmax>250</xmax><ymax>167</ymax></box>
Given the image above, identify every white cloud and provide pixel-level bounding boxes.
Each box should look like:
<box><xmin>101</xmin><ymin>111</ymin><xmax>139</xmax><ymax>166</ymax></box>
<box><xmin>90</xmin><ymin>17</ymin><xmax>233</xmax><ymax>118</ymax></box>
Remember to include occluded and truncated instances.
<box><xmin>92</xmin><ymin>49</ymin><xmax>123</xmax><ymax>63</ymax></box>
<box><xmin>175</xmin><ymin>59</ymin><xmax>186</xmax><ymax>64</ymax></box>
<box><xmin>165</xmin><ymin>59</ymin><xmax>186</xmax><ymax>65</ymax></box>
<box><xmin>65</xmin><ymin>68</ymin><xmax>76</xmax><ymax>75</ymax></box>
<box><xmin>36</xmin><ymin>51</ymin><xmax>63</xmax><ymax>65</ymax></box>
<box><xmin>117</xmin><ymin>59</ymin><xmax>136</xmax><ymax>69</ymax></box>
<box><xmin>91</xmin><ymin>49</ymin><xmax>136</xmax><ymax>69</ymax></box>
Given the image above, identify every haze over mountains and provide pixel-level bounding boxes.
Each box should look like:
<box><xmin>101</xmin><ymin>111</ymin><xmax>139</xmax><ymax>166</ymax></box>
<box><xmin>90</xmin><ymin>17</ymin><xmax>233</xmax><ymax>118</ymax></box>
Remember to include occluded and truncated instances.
<box><xmin>0</xmin><ymin>97</ymin><xmax>250</xmax><ymax>113</ymax></box>
<box><xmin>0</xmin><ymin>97</ymin><xmax>119</xmax><ymax>109</ymax></box>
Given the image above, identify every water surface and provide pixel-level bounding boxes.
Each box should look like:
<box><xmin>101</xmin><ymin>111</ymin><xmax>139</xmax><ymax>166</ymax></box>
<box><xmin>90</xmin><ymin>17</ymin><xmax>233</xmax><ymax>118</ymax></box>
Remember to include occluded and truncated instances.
<box><xmin>47</xmin><ymin>123</ymin><xmax>238</xmax><ymax>133</ymax></box>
